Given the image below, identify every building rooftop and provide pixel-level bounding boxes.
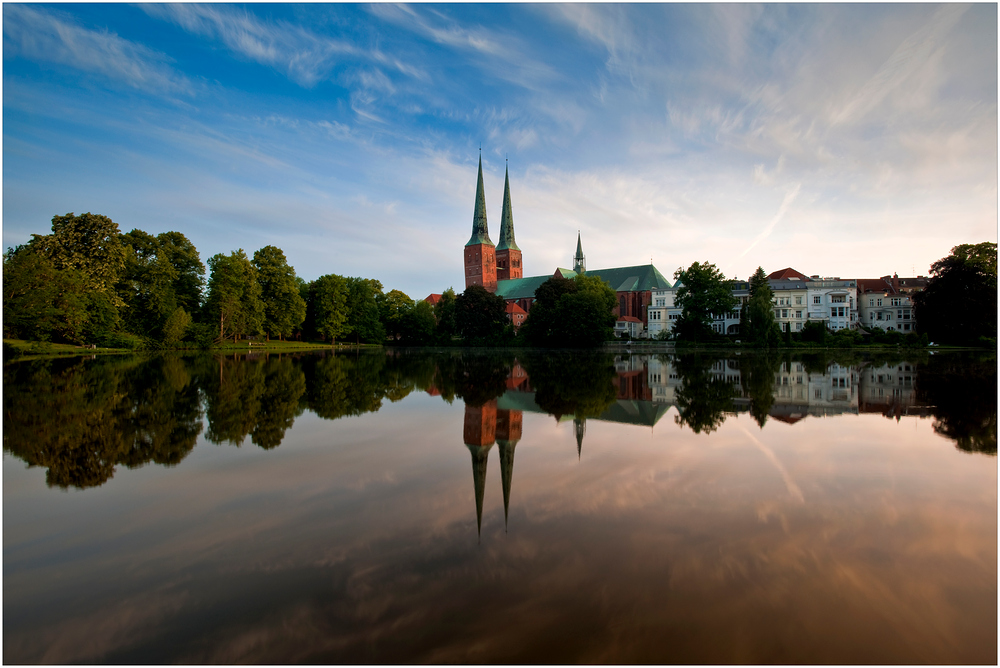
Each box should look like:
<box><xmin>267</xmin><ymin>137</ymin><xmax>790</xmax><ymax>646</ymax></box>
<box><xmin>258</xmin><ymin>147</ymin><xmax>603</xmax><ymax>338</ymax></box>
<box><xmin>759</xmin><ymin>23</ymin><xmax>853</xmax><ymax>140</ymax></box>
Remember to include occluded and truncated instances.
<box><xmin>768</xmin><ymin>267</ymin><xmax>811</xmax><ymax>282</ymax></box>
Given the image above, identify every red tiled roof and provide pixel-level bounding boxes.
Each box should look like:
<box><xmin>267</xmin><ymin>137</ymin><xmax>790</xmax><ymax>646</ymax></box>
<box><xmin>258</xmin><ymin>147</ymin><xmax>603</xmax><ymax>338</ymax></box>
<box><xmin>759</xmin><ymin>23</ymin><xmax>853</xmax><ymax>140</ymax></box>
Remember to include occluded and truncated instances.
<box><xmin>767</xmin><ymin>267</ymin><xmax>810</xmax><ymax>281</ymax></box>
<box><xmin>506</xmin><ymin>302</ymin><xmax>527</xmax><ymax>315</ymax></box>
<box><xmin>617</xmin><ymin>316</ymin><xmax>642</xmax><ymax>323</ymax></box>
<box><xmin>424</xmin><ymin>293</ymin><xmax>443</xmax><ymax>305</ymax></box>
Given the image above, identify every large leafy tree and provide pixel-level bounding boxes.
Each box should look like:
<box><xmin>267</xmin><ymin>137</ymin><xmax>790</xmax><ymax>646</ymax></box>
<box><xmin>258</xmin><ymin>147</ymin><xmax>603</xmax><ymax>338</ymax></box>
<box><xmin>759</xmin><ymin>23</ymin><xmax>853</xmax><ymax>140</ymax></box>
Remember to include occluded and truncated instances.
<box><xmin>913</xmin><ymin>242</ymin><xmax>997</xmax><ymax>346</ymax></box>
<box><xmin>120</xmin><ymin>229</ymin><xmax>205</xmax><ymax>341</ymax></box>
<box><xmin>31</xmin><ymin>213</ymin><xmax>128</xmax><ymax>307</ymax></box>
<box><xmin>3</xmin><ymin>245</ymin><xmax>91</xmax><ymax>343</ymax></box>
<box><xmin>524</xmin><ymin>274</ymin><xmax>617</xmax><ymax>347</ymax></box>
<box><xmin>455</xmin><ymin>284</ymin><xmax>508</xmax><ymax>345</ymax></box>
<box><xmin>741</xmin><ymin>267</ymin><xmax>780</xmax><ymax>346</ymax></box>
<box><xmin>673</xmin><ymin>262</ymin><xmax>738</xmax><ymax>342</ymax></box>
<box><xmin>434</xmin><ymin>287</ymin><xmax>459</xmax><ymax>343</ymax></box>
<box><xmin>307</xmin><ymin>274</ymin><xmax>350</xmax><ymax>345</ymax></box>
<box><xmin>345</xmin><ymin>277</ymin><xmax>385</xmax><ymax>343</ymax></box>
<box><xmin>253</xmin><ymin>245</ymin><xmax>306</xmax><ymax>341</ymax></box>
<box><xmin>204</xmin><ymin>250</ymin><xmax>264</xmax><ymax>342</ymax></box>
<box><xmin>379</xmin><ymin>289</ymin><xmax>415</xmax><ymax>340</ymax></box>
<box><xmin>403</xmin><ymin>299</ymin><xmax>437</xmax><ymax>345</ymax></box>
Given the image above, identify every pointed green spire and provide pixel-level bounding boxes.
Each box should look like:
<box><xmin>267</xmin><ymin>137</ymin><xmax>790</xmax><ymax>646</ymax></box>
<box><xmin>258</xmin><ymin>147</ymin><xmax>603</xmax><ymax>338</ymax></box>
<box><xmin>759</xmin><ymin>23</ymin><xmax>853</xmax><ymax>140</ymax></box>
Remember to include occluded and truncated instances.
<box><xmin>573</xmin><ymin>232</ymin><xmax>586</xmax><ymax>273</ymax></box>
<box><xmin>466</xmin><ymin>155</ymin><xmax>494</xmax><ymax>248</ymax></box>
<box><xmin>497</xmin><ymin>165</ymin><xmax>519</xmax><ymax>251</ymax></box>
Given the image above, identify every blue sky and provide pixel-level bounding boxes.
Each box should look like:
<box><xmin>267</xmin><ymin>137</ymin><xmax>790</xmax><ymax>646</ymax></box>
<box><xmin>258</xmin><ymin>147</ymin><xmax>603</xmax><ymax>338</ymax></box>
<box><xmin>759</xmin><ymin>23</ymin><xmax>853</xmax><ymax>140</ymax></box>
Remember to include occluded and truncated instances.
<box><xmin>4</xmin><ymin>4</ymin><xmax>996</xmax><ymax>299</ymax></box>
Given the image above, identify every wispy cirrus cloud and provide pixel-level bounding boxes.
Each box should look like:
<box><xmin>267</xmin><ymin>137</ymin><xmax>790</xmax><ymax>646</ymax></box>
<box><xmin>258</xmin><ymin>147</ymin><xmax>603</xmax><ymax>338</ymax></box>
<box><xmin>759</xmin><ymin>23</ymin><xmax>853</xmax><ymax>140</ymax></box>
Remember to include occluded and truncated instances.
<box><xmin>3</xmin><ymin>4</ymin><xmax>191</xmax><ymax>95</ymax></box>
<box><xmin>142</xmin><ymin>4</ymin><xmax>358</xmax><ymax>88</ymax></box>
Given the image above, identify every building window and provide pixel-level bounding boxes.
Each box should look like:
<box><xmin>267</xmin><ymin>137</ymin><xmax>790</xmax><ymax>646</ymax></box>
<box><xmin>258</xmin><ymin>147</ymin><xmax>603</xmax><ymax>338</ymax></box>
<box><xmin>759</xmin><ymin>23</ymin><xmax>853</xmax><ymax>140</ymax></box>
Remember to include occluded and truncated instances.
<box><xmin>831</xmin><ymin>295</ymin><xmax>845</xmax><ymax>303</ymax></box>
<box><xmin>782</xmin><ymin>309</ymin><xmax>788</xmax><ymax>318</ymax></box>
<box><xmin>795</xmin><ymin>296</ymin><xmax>802</xmax><ymax>305</ymax></box>
<box><xmin>876</xmin><ymin>298</ymin><xmax>882</xmax><ymax>306</ymax></box>
<box><xmin>869</xmin><ymin>298</ymin><xmax>874</xmax><ymax>307</ymax></box>
<box><xmin>813</xmin><ymin>296</ymin><xmax>821</xmax><ymax>304</ymax></box>
<box><xmin>795</xmin><ymin>310</ymin><xmax>802</xmax><ymax>319</ymax></box>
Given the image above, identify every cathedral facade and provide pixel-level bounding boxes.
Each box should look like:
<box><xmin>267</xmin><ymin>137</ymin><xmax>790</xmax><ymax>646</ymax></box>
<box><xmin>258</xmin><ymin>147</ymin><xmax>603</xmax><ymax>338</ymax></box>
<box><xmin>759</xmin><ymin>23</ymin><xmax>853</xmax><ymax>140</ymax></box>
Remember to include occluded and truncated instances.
<box><xmin>463</xmin><ymin>157</ymin><xmax>671</xmax><ymax>331</ymax></box>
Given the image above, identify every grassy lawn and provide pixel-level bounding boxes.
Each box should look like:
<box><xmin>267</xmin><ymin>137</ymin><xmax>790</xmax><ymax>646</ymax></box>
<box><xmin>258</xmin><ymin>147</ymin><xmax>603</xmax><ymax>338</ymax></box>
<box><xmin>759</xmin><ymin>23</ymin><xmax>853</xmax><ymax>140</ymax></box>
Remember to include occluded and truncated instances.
<box><xmin>4</xmin><ymin>338</ymin><xmax>382</xmax><ymax>360</ymax></box>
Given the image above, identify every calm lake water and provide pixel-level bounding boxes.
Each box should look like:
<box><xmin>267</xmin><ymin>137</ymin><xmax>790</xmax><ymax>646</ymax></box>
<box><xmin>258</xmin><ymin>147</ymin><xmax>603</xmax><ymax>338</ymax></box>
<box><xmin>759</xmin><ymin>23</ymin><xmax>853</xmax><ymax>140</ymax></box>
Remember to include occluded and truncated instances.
<box><xmin>3</xmin><ymin>348</ymin><xmax>996</xmax><ymax>663</ymax></box>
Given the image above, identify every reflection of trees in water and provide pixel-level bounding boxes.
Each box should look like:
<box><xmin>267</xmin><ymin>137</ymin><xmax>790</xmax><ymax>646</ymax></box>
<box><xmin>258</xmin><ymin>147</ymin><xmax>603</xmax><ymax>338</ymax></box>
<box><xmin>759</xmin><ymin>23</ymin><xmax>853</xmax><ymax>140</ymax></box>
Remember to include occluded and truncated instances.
<box><xmin>519</xmin><ymin>351</ymin><xmax>618</xmax><ymax>420</ymax></box>
<box><xmin>736</xmin><ymin>353</ymin><xmax>782</xmax><ymax>428</ymax></box>
<box><xmin>671</xmin><ymin>353</ymin><xmax>734</xmax><ymax>434</ymax></box>
<box><xmin>3</xmin><ymin>355</ymin><xmax>203</xmax><ymax>488</ymax></box>
<box><xmin>428</xmin><ymin>351</ymin><xmax>515</xmax><ymax>407</ymax></box>
<box><xmin>915</xmin><ymin>352</ymin><xmax>997</xmax><ymax>454</ymax></box>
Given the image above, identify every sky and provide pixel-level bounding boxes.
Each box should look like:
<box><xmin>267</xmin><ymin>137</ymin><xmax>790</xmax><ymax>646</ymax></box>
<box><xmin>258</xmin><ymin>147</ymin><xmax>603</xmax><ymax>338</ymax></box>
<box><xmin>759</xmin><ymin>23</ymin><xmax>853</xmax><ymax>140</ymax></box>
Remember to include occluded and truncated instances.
<box><xmin>3</xmin><ymin>3</ymin><xmax>997</xmax><ymax>299</ymax></box>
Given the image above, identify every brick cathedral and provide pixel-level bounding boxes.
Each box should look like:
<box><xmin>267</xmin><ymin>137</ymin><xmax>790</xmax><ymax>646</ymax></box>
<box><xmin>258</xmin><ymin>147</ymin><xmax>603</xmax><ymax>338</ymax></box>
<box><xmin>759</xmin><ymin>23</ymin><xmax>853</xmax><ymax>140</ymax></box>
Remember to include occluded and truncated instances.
<box><xmin>463</xmin><ymin>155</ymin><xmax>671</xmax><ymax>330</ymax></box>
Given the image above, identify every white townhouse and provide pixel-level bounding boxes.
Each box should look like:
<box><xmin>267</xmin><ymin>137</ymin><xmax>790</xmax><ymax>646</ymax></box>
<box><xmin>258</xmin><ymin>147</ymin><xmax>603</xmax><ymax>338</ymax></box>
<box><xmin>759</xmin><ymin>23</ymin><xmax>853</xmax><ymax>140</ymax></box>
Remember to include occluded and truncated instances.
<box><xmin>805</xmin><ymin>277</ymin><xmax>858</xmax><ymax>331</ymax></box>
<box><xmin>768</xmin><ymin>279</ymin><xmax>810</xmax><ymax>333</ymax></box>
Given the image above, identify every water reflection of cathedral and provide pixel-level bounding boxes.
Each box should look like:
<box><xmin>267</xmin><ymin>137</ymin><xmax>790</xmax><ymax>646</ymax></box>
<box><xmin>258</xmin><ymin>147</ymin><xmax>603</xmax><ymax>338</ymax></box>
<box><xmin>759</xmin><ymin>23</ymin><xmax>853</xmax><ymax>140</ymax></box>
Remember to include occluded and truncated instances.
<box><xmin>441</xmin><ymin>356</ymin><xmax>953</xmax><ymax>535</ymax></box>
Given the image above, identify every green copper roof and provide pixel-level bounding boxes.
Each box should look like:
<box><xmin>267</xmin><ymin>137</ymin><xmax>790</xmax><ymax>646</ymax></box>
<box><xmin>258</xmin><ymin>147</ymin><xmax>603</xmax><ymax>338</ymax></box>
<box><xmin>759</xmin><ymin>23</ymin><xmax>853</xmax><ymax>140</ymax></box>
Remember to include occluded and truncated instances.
<box><xmin>496</xmin><ymin>166</ymin><xmax>519</xmax><ymax>251</ymax></box>
<box><xmin>495</xmin><ymin>263</ymin><xmax>671</xmax><ymax>300</ymax></box>
<box><xmin>466</xmin><ymin>155</ymin><xmax>494</xmax><ymax>248</ymax></box>
<box><xmin>584</xmin><ymin>264</ymin><xmax>672</xmax><ymax>292</ymax></box>
<box><xmin>495</xmin><ymin>274</ymin><xmax>556</xmax><ymax>300</ymax></box>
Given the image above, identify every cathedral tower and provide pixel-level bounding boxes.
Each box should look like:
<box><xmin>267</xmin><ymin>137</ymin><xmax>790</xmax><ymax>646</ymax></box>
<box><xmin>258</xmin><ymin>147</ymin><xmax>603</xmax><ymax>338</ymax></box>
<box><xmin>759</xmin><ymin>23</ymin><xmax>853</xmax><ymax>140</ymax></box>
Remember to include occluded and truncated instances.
<box><xmin>495</xmin><ymin>164</ymin><xmax>522</xmax><ymax>281</ymax></box>
<box><xmin>464</xmin><ymin>155</ymin><xmax>497</xmax><ymax>292</ymax></box>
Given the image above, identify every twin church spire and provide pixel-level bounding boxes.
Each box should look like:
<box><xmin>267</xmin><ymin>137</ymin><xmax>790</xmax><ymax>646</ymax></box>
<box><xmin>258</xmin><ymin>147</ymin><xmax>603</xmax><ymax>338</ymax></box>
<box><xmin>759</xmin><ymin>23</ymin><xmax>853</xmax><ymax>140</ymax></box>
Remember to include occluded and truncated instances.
<box><xmin>464</xmin><ymin>155</ymin><xmax>522</xmax><ymax>291</ymax></box>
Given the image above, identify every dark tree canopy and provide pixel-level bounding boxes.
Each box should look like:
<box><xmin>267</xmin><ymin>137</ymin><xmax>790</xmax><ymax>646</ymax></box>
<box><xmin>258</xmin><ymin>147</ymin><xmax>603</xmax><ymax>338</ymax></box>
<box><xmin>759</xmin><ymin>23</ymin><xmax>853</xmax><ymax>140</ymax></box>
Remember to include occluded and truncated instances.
<box><xmin>673</xmin><ymin>262</ymin><xmax>738</xmax><ymax>342</ymax></box>
<box><xmin>455</xmin><ymin>284</ymin><xmax>509</xmax><ymax>345</ymax></box>
<box><xmin>521</xmin><ymin>274</ymin><xmax>616</xmax><ymax>347</ymax></box>
<box><xmin>914</xmin><ymin>242</ymin><xmax>997</xmax><ymax>346</ymax></box>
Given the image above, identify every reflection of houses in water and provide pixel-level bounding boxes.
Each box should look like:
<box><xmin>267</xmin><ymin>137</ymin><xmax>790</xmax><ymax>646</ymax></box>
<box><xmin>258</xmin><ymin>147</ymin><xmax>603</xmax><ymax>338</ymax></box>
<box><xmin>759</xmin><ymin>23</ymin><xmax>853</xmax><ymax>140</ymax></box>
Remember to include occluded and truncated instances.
<box><xmin>770</xmin><ymin>361</ymin><xmax>858</xmax><ymax>423</ymax></box>
<box><xmin>858</xmin><ymin>362</ymin><xmax>932</xmax><ymax>420</ymax></box>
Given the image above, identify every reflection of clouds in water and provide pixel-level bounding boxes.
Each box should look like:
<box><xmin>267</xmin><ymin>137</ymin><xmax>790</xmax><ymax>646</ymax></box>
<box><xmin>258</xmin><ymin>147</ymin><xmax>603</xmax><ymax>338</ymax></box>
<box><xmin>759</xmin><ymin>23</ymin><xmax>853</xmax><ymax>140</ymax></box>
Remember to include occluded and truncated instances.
<box><xmin>3</xmin><ymin>393</ymin><xmax>995</xmax><ymax>663</ymax></box>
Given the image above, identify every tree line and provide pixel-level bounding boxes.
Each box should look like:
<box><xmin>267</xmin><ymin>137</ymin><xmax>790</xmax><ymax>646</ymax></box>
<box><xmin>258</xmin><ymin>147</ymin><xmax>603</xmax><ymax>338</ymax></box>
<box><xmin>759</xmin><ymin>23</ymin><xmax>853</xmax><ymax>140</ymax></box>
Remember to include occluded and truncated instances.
<box><xmin>3</xmin><ymin>212</ymin><xmax>623</xmax><ymax>349</ymax></box>
<box><xmin>3</xmin><ymin>212</ymin><xmax>460</xmax><ymax>348</ymax></box>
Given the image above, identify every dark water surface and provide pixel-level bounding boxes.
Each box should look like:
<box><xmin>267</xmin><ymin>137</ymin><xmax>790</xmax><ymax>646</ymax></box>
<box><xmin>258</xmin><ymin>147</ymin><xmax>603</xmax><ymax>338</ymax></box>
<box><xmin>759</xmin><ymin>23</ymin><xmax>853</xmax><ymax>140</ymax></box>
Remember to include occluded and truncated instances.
<box><xmin>3</xmin><ymin>349</ymin><xmax>996</xmax><ymax>663</ymax></box>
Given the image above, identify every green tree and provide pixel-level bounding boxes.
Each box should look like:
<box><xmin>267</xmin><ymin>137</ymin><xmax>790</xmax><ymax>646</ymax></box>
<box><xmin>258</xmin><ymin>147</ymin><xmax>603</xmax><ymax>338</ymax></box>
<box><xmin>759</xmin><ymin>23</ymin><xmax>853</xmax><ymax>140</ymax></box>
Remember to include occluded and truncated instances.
<box><xmin>741</xmin><ymin>267</ymin><xmax>780</xmax><ymax>347</ymax></box>
<box><xmin>120</xmin><ymin>229</ymin><xmax>204</xmax><ymax>341</ymax></box>
<box><xmin>673</xmin><ymin>262</ymin><xmax>738</xmax><ymax>342</ymax></box>
<box><xmin>203</xmin><ymin>250</ymin><xmax>264</xmax><ymax>342</ymax></box>
<box><xmin>520</xmin><ymin>276</ymin><xmax>577</xmax><ymax>346</ymax></box>
<box><xmin>434</xmin><ymin>288</ymin><xmax>459</xmax><ymax>343</ymax></box>
<box><xmin>31</xmin><ymin>212</ymin><xmax>128</xmax><ymax>306</ymax></box>
<box><xmin>402</xmin><ymin>299</ymin><xmax>437</xmax><ymax>345</ymax></box>
<box><xmin>455</xmin><ymin>284</ymin><xmax>509</xmax><ymax>345</ymax></box>
<box><xmin>913</xmin><ymin>242</ymin><xmax>998</xmax><ymax>346</ymax></box>
<box><xmin>308</xmin><ymin>274</ymin><xmax>350</xmax><ymax>345</ymax></box>
<box><xmin>346</xmin><ymin>277</ymin><xmax>386</xmax><ymax>344</ymax></box>
<box><xmin>3</xmin><ymin>246</ymin><xmax>92</xmax><ymax>343</ymax></box>
<box><xmin>253</xmin><ymin>245</ymin><xmax>306</xmax><ymax>341</ymax></box>
<box><xmin>380</xmin><ymin>289</ymin><xmax>415</xmax><ymax>340</ymax></box>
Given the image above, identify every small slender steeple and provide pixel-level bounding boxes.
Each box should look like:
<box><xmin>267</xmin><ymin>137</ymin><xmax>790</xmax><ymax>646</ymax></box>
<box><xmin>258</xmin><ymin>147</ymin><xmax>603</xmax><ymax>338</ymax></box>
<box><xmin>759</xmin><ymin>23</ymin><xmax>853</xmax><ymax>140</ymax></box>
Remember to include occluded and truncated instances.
<box><xmin>573</xmin><ymin>232</ymin><xmax>586</xmax><ymax>274</ymax></box>
<box><xmin>497</xmin><ymin>165</ymin><xmax>519</xmax><ymax>252</ymax></box>
<box><xmin>498</xmin><ymin>439</ymin><xmax>516</xmax><ymax>530</ymax></box>
<box><xmin>574</xmin><ymin>417</ymin><xmax>586</xmax><ymax>460</ymax></box>
<box><xmin>466</xmin><ymin>155</ymin><xmax>494</xmax><ymax>248</ymax></box>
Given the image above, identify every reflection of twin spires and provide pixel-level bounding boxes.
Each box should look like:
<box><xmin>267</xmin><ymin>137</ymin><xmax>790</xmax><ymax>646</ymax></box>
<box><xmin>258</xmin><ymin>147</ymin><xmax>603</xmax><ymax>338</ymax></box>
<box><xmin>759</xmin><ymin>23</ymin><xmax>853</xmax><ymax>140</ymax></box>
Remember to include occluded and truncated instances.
<box><xmin>464</xmin><ymin>400</ymin><xmax>522</xmax><ymax>536</ymax></box>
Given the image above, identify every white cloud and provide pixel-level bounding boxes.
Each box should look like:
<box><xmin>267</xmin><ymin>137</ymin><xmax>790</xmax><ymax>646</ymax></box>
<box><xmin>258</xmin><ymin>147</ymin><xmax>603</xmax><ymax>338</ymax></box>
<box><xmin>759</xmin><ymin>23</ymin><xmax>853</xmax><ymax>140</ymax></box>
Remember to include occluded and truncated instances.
<box><xmin>3</xmin><ymin>5</ymin><xmax>191</xmax><ymax>95</ymax></box>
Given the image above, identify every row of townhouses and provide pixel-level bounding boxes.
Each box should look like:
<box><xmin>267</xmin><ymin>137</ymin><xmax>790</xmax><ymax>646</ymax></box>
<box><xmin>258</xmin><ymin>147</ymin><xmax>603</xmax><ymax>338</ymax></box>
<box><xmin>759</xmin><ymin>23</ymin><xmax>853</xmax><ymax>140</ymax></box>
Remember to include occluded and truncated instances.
<box><xmin>644</xmin><ymin>267</ymin><xmax>929</xmax><ymax>340</ymax></box>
